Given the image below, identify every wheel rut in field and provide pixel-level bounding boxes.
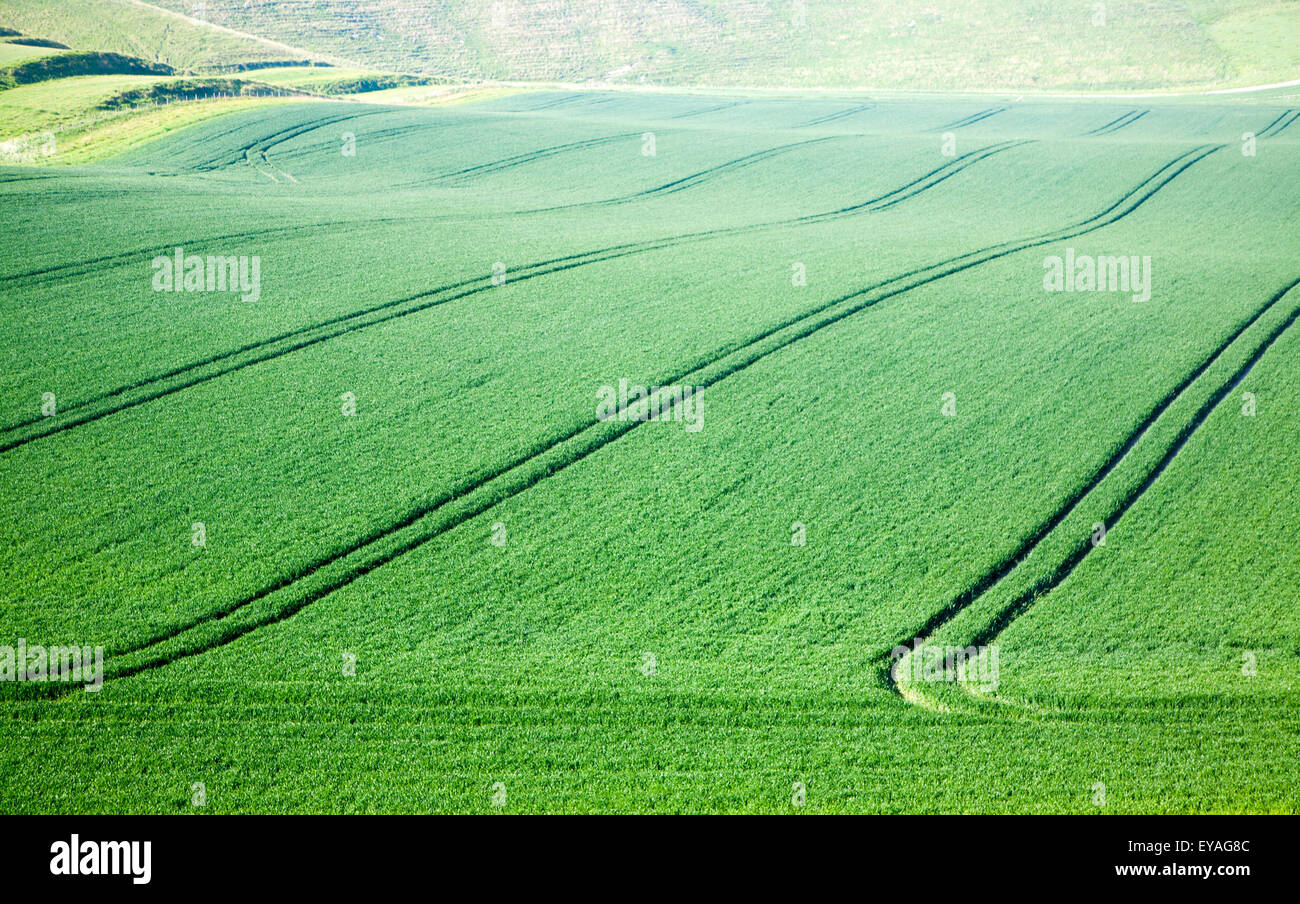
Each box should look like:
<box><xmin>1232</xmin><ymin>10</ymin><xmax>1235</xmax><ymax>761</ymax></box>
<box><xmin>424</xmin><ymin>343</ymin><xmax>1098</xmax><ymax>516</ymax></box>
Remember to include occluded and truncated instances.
<box><xmin>194</xmin><ymin>109</ymin><xmax>390</xmax><ymax>171</ymax></box>
<box><xmin>0</xmin><ymin>125</ymin><xmax>1029</xmax><ymax>294</ymax></box>
<box><xmin>1257</xmin><ymin>109</ymin><xmax>1298</xmax><ymax>138</ymax></box>
<box><xmin>966</xmin><ymin>277</ymin><xmax>1300</xmax><ymax>649</ymax></box>
<box><xmin>518</xmin><ymin>94</ymin><xmax>589</xmax><ymax>113</ymax></box>
<box><xmin>1084</xmin><ymin>110</ymin><xmax>1149</xmax><ymax>136</ymax></box>
<box><xmin>400</xmin><ymin>134</ymin><xmax>862</xmax><ymax>206</ymax></box>
<box><xmin>0</xmin><ymin>140</ymin><xmax>1030</xmax><ymax>453</ymax></box>
<box><xmin>797</xmin><ymin>104</ymin><xmax>874</xmax><ymax>128</ymax></box>
<box><xmin>58</xmin><ymin>144</ymin><xmax>1222</xmax><ymax>690</ymax></box>
<box><xmin>430</xmin><ymin>132</ymin><xmax>644</xmax><ymax>183</ymax></box>
<box><xmin>885</xmin><ymin>275</ymin><xmax>1300</xmax><ymax>699</ymax></box>
<box><xmin>393</xmin><ymin>132</ymin><xmax>840</xmax><ymax>192</ymax></box>
<box><xmin>606</xmin><ymin>135</ymin><xmax>845</xmax><ymax>197</ymax></box>
<box><xmin>0</xmin><ymin>133</ymin><xmax>829</xmax><ymax>292</ymax></box>
<box><xmin>930</xmin><ymin>107</ymin><xmax>1008</xmax><ymax>132</ymax></box>
<box><xmin>668</xmin><ymin>100</ymin><xmax>748</xmax><ymax>119</ymax></box>
<box><xmin>0</xmin><ymin>218</ymin><xmax>413</xmax><ymax>290</ymax></box>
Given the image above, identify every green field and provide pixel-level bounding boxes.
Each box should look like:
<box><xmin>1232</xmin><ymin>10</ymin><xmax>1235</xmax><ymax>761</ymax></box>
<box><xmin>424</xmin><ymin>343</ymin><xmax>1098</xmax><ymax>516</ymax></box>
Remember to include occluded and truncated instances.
<box><xmin>0</xmin><ymin>72</ymin><xmax>318</xmax><ymax>162</ymax></box>
<box><xmin>0</xmin><ymin>84</ymin><xmax>1296</xmax><ymax>812</ymax></box>
<box><xmin>0</xmin><ymin>72</ymin><xmax>175</xmax><ymax>134</ymax></box>
<box><xmin>0</xmin><ymin>41</ymin><xmax>65</xmax><ymax>67</ymax></box>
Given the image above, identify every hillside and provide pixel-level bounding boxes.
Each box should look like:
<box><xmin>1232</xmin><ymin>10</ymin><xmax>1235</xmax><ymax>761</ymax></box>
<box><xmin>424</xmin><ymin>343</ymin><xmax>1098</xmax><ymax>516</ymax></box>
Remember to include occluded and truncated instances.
<box><xmin>1</xmin><ymin>93</ymin><xmax>1297</xmax><ymax>812</ymax></box>
<box><xmin>0</xmin><ymin>8</ymin><xmax>433</xmax><ymax>163</ymax></box>
<box><xmin>0</xmin><ymin>0</ymin><xmax>332</xmax><ymax>71</ymax></box>
<box><xmin>129</xmin><ymin>0</ymin><xmax>1300</xmax><ymax>90</ymax></box>
<box><xmin>0</xmin><ymin>0</ymin><xmax>1297</xmax><ymax>823</ymax></box>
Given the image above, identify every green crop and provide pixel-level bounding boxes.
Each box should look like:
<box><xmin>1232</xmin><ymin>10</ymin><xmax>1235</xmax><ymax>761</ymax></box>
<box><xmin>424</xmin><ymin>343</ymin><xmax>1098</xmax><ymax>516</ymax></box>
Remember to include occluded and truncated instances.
<box><xmin>0</xmin><ymin>86</ymin><xmax>1296</xmax><ymax>813</ymax></box>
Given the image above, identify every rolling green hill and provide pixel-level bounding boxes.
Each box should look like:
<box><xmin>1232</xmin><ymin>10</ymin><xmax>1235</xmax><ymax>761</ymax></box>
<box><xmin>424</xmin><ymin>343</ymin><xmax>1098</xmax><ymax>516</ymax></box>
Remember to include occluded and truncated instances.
<box><xmin>0</xmin><ymin>91</ymin><xmax>1296</xmax><ymax>812</ymax></box>
<box><xmin>0</xmin><ymin>0</ymin><xmax>1296</xmax><ymax>816</ymax></box>
<box><xmin>132</xmin><ymin>0</ymin><xmax>1300</xmax><ymax>90</ymax></box>
<box><xmin>0</xmin><ymin>0</ymin><xmax>332</xmax><ymax>71</ymax></box>
<box><xmin>0</xmin><ymin>50</ymin><xmax>173</xmax><ymax>89</ymax></box>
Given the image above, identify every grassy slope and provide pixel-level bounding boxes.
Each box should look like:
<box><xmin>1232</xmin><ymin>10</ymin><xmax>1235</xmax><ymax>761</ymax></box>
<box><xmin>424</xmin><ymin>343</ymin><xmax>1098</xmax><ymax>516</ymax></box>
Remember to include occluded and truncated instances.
<box><xmin>0</xmin><ymin>2</ymin><xmax>322</xmax><ymax>153</ymax></box>
<box><xmin>0</xmin><ymin>41</ymin><xmax>63</xmax><ymax>66</ymax></box>
<box><xmin>0</xmin><ymin>73</ymin><xmax>174</xmax><ymax>134</ymax></box>
<box><xmin>1201</xmin><ymin>1</ymin><xmax>1300</xmax><ymax>86</ymax></box>
<box><xmin>144</xmin><ymin>0</ymin><xmax>1298</xmax><ymax>90</ymax></box>
<box><xmin>30</xmin><ymin>94</ymin><xmax>307</xmax><ymax>164</ymax></box>
<box><xmin>0</xmin><ymin>11</ymin><xmax>436</xmax><ymax>158</ymax></box>
<box><xmin>0</xmin><ymin>71</ymin><xmax>317</xmax><ymax>146</ymax></box>
<box><xmin>0</xmin><ymin>50</ymin><xmax>173</xmax><ymax>85</ymax></box>
<box><xmin>0</xmin><ymin>93</ymin><xmax>1296</xmax><ymax>812</ymax></box>
<box><xmin>0</xmin><ymin>42</ymin><xmax>346</xmax><ymax>159</ymax></box>
<box><xmin>0</xmin><ymin>0</ymin><xmax>320</xmax><ymax>70</ymax></box>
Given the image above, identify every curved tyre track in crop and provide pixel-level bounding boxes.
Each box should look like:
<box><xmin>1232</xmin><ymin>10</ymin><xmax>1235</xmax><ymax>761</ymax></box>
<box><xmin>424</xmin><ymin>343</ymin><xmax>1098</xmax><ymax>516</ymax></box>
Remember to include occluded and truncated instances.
<box><xmin>1257</xmin><ymin>109</ymin><xmax>1298</xmax><ymax>138</ymax></box>
<box><xmin>594</xmin><ymin>135</ymin><xmax>846</xmax><ymax>199</ymax></box>
<box><xmin>930</xmin><ymin>107</ymin><xmax>1007</xmax><ymax>132</ymax></box>
<box><xmin>0</xmin><ymin>123</ymin><xmax>1014</xmax><ymax>293</ymax></box>
<box><xmin>51</xmin><ymin>144</ymin><xmax>1221</xmax><ymax>692</ymax></box>
<box><xmin>518</xmin><ymin>94</ymin><xmax>589</xmax><ymax>113</ymax></box>
<box><xmin>194</xmin><ymin>109</ymin><xmax>392</xmax><ymax>172</ymax></box>
<box><xmin>394</xmin><ymin>130</ymin><xmax>828</xmax><ymax>191</ymax></box>
<box><xmin>886</xmin><ymin>274</ymin><xmax>1300</xmax><ymax>698</ymax></box>
<box><xmin>967</xmin><ymin>279</ymin><xmax>1300</xmax><ymax>644</ymax></box>
<box><xmin>0</xmin><ymin>140</ymin><xmax>1029</xmax><ymax>452</ymax></box>
<box><xmin>669</xmin><ymin>100</ymin><xmax>748</xmax><ymax>119</ymax></box>
<box><xmin>0</xmin><ymin>217</ymin><xmax>413</xmax><ymax>291</ymax></box>
<box><xmin>797</xmin><ymin>104</ymin><xmax>873</xmax><ymax>128</ymax></box>
<box><xmin>1084</xmin><ymin>110</ymin><xmax>1139</xmax><ymax>135</ymax></box>
<box><xmin>0</xmin><ymin>133</ymin><xmax>821</xmax><ymax>291</ymax></box>
<box><xmin>1083</xmin><ymin>109</ymin><xmax>1149</xmax><ymax>136</ymax></box>
<box><xmin>0</xmin><ymin>173</ymin><xmax>57</xmax><ymax>185</ymax></box>
<box><xmin>0</xmin><ymin>133</ymin><xmax>850</xmax><ymax>289</ymax></box>
<box><xmin>427</xmin><ymin>132</ymin><xmax>644</xmax><ymax>184</ymax></box>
